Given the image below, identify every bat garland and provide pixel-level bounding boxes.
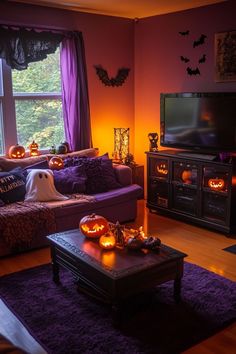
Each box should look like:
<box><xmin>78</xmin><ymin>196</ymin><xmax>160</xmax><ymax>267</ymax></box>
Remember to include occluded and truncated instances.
<box><xmin>178</xmin><ymin>30</ymin><xmax>207</xmax><ymax>76</ymax></box>
<box><xmin>94</xmin><ymin>65</ymin><xmax>130</xmax><ymax>87</ymax></box>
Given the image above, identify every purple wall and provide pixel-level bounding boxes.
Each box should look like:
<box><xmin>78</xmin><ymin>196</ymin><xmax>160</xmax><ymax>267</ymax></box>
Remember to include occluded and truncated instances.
<box><xmin>134</xmin><ymin>0</ymin><xmax>236</xmax><ymax>165</ymax></box>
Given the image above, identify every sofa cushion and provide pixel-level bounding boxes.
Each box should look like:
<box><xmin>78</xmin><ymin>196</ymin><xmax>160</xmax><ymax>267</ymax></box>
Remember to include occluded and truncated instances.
<box><xmin>53</xmin><ymin>165</ymin><xmax>87</xmax><ymax>194</ymax></box>
<box><xmin>0</xmin><ymin>167</ymin><xmax>26</xmax><ymax>204</ymax></box>
<box><xmin>47</xmin><ymin>148</ymin><xmax>98</xmax><ymax>161</ymax></box>
<box><xmin>0</xmin><ymin>156</ymin><xmax>48</xmax><ymax>172</ymax></box>
<box><xmin>25</xmin><ymin>169</ymin><xmax>68</xmax><ymax>202</ymax></box>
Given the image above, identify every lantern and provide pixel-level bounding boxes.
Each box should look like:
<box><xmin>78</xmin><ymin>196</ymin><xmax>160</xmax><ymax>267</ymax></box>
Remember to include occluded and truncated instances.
<box><xmin>208</xmin><ymin>178</ymin><xmax>225</xmax><ymax>191</ymax></box>
<box><xmin>99</xmin><ymin>232</ymin><xmax>116</xmax><ymax>250</ymax></box>
<box><xmin>29</xmin><ymin>140</ymin><xmax>39</xmax><ymax>156</ymax></box>
<box><xmin>8</xmin><ymin>144</ymin><xmax>25</xmax><ymax>159</ymax></box>
<box><xmin>49</xmin><ymin>156</ymin><xmax>64</xmax><ymax>170</ymax></box>
<box><xmin>79</xmin><ymin>214</ymin><xmax>109</xmax><ymax>238</ymax></box>
<box><xmin>157</xmin><ymin>163</ymin><xmax>168</xmax><ymax>175</ymax></box>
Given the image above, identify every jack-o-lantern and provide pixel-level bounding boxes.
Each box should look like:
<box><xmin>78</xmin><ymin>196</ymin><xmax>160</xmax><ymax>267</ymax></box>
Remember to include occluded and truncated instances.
<box><xmin>208</xmin><ymin>178</ymin><xmax>225</xmax><ymax>191</ymax></box>
<box><xmin>157</xmin><ymin>163</ymin><xmax>168</xmax><ymax>175</ymax></box>
<box><xmin>99</xmin><ymin>232</ymin><xmax>116</xmax><ymax>250</ymax></box>
<box><xmin>181</xmin><ymin>170</ymin><xmax>192</xmax><ymax>184</ymax></box>
<box><xmin>49</xmin><ymin>156</ymin><xmax>64</xmax><ymax>170</ymax></box>
<box><xmin>8</xmin><ymin>144</ymin><xmax>25</xmax><ymax>159</ymax></box>
<box><xmin>79</xmin><ymin>214</ymin><xmax>109</xmax><ymax>238</ymax></box>
<box><xmin>29</xmin><ymin>140</ymin><xmax>39</xmax><ymax>156</ymax></box>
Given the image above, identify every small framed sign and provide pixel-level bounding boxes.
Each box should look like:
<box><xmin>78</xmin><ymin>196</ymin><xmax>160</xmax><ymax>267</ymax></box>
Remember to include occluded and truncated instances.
<box><xmin>215</xmin><ymin>30</ymin><xmax>236</xmax><ymax>82</ymax></box>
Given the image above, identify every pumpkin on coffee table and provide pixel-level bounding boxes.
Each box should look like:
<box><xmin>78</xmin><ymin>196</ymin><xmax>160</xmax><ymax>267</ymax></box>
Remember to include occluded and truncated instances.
<box><xmin>79</xmin><ymin>214</ymin><xmax>109</xmax><ymax>238</ymax></box>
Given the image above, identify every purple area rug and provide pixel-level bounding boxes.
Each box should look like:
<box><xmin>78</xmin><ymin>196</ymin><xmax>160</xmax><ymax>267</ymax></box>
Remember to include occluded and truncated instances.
<box><xmin>0</xmin><ymin>262</ymin><xmax>235</xmax><ymax>354</ymax></box>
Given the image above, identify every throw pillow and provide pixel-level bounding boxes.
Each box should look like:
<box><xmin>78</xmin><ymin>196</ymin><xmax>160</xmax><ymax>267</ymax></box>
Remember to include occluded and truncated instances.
<box><xmin>25</xmin><ymin>169</ymin><xmax>68</xmax><ymax>202</ymax></box>
<box><xmin>0</xmin><ymin>167</ymin><xmax>26</xmax><ymax>204</ymax></box>
<box><xmin>53</xmin><ymin>165</ymin><xmax>87</xmax><ymax>195</ymax></box>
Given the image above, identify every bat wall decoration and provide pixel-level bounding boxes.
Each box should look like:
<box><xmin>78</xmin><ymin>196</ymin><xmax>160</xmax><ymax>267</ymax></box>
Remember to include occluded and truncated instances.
<box><xmin>193</xmin><ymin>34</ymin><xmax>207</xmax><ymax>47</ymax></box>
<box><xmin>179</xmin><ymin>30</ymin><xmax>189</xmax><ymax>36</ymax></box>
<box><xmin>187</xmin><ymin>67</ymin><xmax>200</xmax><ymax>76</ymax></box>
<box><xmin>198</xmin><ymin>54</ymin><xmax>206</xmax><ymax>63</ymax></box>
<box><xmin>180</xmin><ymin>56</ymin><xmax>190</xmax><ymax>63</ymax></box>
<box><xmin>94</xmin><ymin>65</ymin><xmax>130</xmax><ymax>87</ymax></box>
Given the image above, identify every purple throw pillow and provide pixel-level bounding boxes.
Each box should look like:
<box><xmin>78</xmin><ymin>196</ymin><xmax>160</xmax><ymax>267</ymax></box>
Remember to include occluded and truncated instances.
<box><xmin>53</xmin><ymin>165</ymin><xmax>87</xmax><ymax>195</ymax></box>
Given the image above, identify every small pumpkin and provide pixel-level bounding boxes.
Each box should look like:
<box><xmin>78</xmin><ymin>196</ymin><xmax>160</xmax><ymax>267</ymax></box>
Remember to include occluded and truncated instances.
<box><xmin>208</xmin><ymin>178</ymin><xmax>225</xmax><ymax>191</ymax></box>
<box><xmin>29</xmin><ymin>140</ymin><xmax>39</xmax><ymax>156</ymax></box>
<box><xmin>49</xmin><ymin>156</ymin><xmax>64</xmax><ymax>170</ymax></box>
<box><xmin>57</xmin><ymin>142</ymin><xmax>68</xmax><ymax>154</ymax></box>
<box><xmin>181</xmin><ymin>170</ymin><xmax>192</xmax><ymax>184</ymax></box>
<box><xmin>79</xmin><ymin>213</ymin><xmax>109</xmax><ymax>238</ymax></box>
<box><xmin>8</xmin><ymin>144</ymin><xmax>25</xmax><ymax>159</ymax></box>
<box><xmin>126</xmin><ymin>237</ymin><xmax>143</xmax><ymax>251</ymax></box>
<box><xmin>99</xmin><ymin>232</ymin><xmax>116</xmax><ymax>250</ymax></box>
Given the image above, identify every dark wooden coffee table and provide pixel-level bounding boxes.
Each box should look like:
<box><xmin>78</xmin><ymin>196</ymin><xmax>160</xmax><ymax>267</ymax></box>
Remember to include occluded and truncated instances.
<box><xmin>47</xmin><ymin>229</ymin><xmax>187</xmax><ymax>324</ymax></box>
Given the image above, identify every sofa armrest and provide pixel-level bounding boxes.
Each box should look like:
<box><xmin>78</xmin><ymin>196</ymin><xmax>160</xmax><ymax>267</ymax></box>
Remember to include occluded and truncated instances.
<box><xmin>113</xmin><ymin>164</ymin><xmax>132</xmax><ymax>186</ymax></box>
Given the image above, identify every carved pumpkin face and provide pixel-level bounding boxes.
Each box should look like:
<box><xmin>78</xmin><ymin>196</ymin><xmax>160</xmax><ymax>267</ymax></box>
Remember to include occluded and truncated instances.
<box><xmin>29</xmin><ymin>140</ymin><xmax>39</xmax><ymax>156</ymax></box>
<box><xmin>208</xmin><ymin>178</ymin><xmax>225</xmax><ymax>190</ymax></box>
<box><xmin>79</xmin><ymin>214</ymin><xmax>109</xmax><ymax>238</ymax></box>
<box><xmin>157</xmin><ymin>163</ymin><xmax>168</xmax><ymax>175</ymax></box>
<box><xmin>99</xmin><ymin>232</ymin><xmax>116</xmax><ymax>250</ymax></box>
<box><xmin>8</xmin><ymin>144</ymin><xmax>25</xmax><ymax>159</ymax></box>
<box><xmin>49</xmin><ymin>156</ymin><xmax>64</xmax><ymax>170</ymax></box>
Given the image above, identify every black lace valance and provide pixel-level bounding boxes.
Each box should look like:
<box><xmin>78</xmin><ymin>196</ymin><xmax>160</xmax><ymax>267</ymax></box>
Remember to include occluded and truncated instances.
<box><xmin>0</xmin><ymin>25</ymin><xmax>64</xmax><ymax>70</ymax></box>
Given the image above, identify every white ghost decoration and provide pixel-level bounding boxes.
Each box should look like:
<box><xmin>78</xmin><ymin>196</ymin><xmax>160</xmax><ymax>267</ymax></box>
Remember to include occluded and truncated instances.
<box><xmin>25</xmin><ymin>169</ymin><xmax>68</xmax><ymax>202</ymax></box>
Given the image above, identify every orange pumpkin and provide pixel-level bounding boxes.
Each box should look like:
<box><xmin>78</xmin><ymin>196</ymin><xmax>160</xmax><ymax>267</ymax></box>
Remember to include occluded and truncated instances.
<box><xmin>181</xmin><ymin>170</ymin><xmax>192</xmax><ymax>184</ymax></box>
<box><xmin>208</xmin><ymin>178</ymin><xmax>225</xmax><ymax>191</ymax></box>
<box><xmin>157</xmin><ymin>163</ymin><xmax>168</xmax><ymax>175</ymax></box>
<box><xmin>29</xmin><ymin>140</ymin><xmax>39</xmax><ymax>156</ymax></box>
<box><xmin>8</xmin><ymin>144</ymin><xmax>25</xmax><ymax>159</ymax></box>
<box><xmin>79</xmin><ymin>214</ymin><xmax>109</xmax><ymax>238</ymax></box>
<box><xmin>99</xmin><ymin>232</ymin><xmax>116</xmax><ymax>250</ymax></box>
<box><xmin>49</xmin><ymin>156</ymin><xmax>64</xmax><ymax>170</ymax></box>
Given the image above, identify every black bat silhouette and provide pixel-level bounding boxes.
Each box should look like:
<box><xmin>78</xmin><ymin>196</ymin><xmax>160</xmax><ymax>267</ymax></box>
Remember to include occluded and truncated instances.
<box><xmin>193</xmin><ymin>34</ymin><xmax>207</xmax><ymax>48</ymax></box>
<box><xmin>94</xmin><ymin>65</ymin><xmax>130</xmax><ymax>87</ymax></box>
<box><xmin>187</xmin><ymin>67</ymin><xmax>200</xmax><ymax>76</ymax></box>
<box><xmin>180</xmin><ymin>56</ymin><xmax>190</xmax><ymax>63</ymax></box>
<box><xmin>199</xmin><ymin>54</ymin><xmax>206</xmax><ymax>63</ymax></box>
<box><xmin>179</xmin><ymin>30</ymin><xmax>189</xmax><ymax>36</ymax></box>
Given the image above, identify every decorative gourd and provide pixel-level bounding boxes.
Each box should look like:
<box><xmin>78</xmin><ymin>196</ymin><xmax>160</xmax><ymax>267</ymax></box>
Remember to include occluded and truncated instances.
<box><xmin>57</xmin><ymin>142</ymin><xmax>68</xmax><ymax>154</ymax></box>
<box><xmin>79</xmin><ymin>214</ymin><xmax>109</xmax><ymax>238</ymax></box>
<box><xmin>181</xmin><ymin>170</ymin><xmax>192</xmax><ymax>184</ymax></box>
<box><xmin>208</xmin><ymin>178</ymin><xmax>225</xmax><ymax>191</ymax></box>
<box><xmin>8</xmin><ymin>144</ymin><xmax>25</xmax><ymax>159</ymax></box>
<box><xmin>126</xmin><ymin>237</ymin><xmax>143</xmax><ymax>251</ymax></box>
<box><xmin>49</xmin><ymin>156</ymin><xmax>64</xmax><ymax>170</ymax></box>
<box><xmin>62</xmin><ymin>141</ymin><xmax>70</xmax><ymax>153</ymax></box>
<box><xmin>157</xmin><ymin>163</ymin><xmax>168</xmax><ymax>175</ymax></box>
<box><xmin>29</xmin><ymin>140</ymin><xmax>39</xmax><ymax>156</ymax></box>
<box><xmin>99</xmin><ymin>232</ymin><xmax>116</xmax><ymax>250</ymax></box>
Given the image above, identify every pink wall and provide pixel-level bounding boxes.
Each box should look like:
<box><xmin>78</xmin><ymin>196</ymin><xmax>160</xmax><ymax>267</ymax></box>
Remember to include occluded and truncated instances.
<box><xmin>134</xmin><ymin>0</ymin><xmax>236</xmax><ymax>168</ymax></box>
<box><xmin>0</xmin><ymin>2</ymin><xmax>134</xmax><ymax>157</ymax></box>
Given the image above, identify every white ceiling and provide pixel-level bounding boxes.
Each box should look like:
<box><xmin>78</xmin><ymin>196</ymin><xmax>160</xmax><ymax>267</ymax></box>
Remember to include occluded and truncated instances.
<box><xmin>8</xmin><ymin>0</ymin><xmax>227</xmax><ymax>19</ymax></box>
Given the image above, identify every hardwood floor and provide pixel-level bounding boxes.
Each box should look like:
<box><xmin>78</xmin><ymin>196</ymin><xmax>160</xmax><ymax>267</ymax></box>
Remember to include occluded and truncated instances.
<box><xmin>0</xmin><ymin>199</ymin><xmax>236</xmax><ymax>353</ymax></box>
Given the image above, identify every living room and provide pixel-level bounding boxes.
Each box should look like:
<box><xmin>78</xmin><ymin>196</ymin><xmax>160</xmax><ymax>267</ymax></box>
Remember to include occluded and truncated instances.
<box><xmin>0</xmin><ymin>0</ymin><xmax>236</xmax><ymax>353</ymax></box>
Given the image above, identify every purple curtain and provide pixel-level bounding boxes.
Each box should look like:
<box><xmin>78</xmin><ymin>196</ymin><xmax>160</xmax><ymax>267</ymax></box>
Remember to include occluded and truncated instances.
<box><xmin>60</xmin><ymin>32</ymin><xmax>92</xmax><ymax>151</ymax></box>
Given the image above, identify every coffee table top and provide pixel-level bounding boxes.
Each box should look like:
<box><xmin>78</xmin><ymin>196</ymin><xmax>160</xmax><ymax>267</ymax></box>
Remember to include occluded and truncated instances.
<box><xmin>47</xmin><ymin>229</ymin><xmax>187</xmax><ymax>279</ymax></box>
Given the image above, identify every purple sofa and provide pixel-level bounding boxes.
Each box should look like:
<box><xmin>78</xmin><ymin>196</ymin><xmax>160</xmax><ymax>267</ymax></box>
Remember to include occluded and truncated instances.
<box><xmin>0</xmin><ymin>150</ymin><xmax>143</xmax><ymax>257</ymax></box>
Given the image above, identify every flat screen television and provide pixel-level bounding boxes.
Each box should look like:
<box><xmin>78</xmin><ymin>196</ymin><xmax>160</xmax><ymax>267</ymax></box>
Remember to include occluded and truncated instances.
<box><xmin>160</xmin><ymin>92</ymin><xmax>236</xmax><ymax>152</ymax></box>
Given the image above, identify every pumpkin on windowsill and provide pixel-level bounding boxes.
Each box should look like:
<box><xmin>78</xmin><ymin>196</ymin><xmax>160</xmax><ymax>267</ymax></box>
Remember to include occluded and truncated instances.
<box><xmin>79</xmin><ymin>214</ymin><xmax>109</xmax><ymax>239</ymax></box>
<box><xmin>8</xmin><ymin>144</ymin><xmax>25</xmax><ymax>159</ymax></box>
<box><xmin>29</xmin><ymin>140</ymin><xmax>39</xmax><ymax>156</ymax></box>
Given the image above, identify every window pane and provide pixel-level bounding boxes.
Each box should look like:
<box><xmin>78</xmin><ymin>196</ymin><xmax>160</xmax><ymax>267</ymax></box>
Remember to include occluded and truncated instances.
<box><xmin>15</xmin><ymin>99</ymin><xmax>64</xmax><ymax>149</ymax></box>
<box><xmin>12</xmin><ymin>48</ymin><xmax>61</xmax><ymax>93</ymax></box>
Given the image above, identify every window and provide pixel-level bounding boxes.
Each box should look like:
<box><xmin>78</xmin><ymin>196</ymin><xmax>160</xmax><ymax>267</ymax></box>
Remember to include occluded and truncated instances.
<box><xmin>0</xmin><ymin>48</ymin><xmax>64</xmax><ymax>155</ymax></box>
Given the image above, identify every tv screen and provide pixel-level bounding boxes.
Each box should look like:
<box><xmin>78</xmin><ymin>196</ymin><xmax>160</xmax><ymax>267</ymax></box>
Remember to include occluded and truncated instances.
<box><xmin>160</xmin><ymin>92</ymin><xmax>236</xmax><ymax>152</ymax></box>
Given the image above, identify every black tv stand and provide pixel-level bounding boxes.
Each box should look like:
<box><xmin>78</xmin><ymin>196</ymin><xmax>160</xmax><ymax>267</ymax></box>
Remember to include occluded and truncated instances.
<box><xmin>177</xmin><ymin>151</ymin><xmax>217</xmax><ymax>161</ymax></box>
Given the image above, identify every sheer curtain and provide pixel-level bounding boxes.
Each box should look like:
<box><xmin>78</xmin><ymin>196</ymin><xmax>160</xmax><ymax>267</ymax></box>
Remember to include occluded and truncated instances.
<box><xmin>0</xmin><ymin>25</ymin><xmax>92</xmax><ymax>150</ymax></box>
<box><xmin>60</xmin><ymin>32</ymin><xmax>92</xmax><ymax>151</ymax></box>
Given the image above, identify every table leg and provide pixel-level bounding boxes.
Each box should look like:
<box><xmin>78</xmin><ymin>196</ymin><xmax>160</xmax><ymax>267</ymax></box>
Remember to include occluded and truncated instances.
<box><xmin>174</xmin><ymin>277</ymin><xmax>181</xmax><ymax>303</ymax></box>
<box><xmin>52</xmin><ymin>261</ymin><xmax>60</xmax><ymax>283</ymax></box>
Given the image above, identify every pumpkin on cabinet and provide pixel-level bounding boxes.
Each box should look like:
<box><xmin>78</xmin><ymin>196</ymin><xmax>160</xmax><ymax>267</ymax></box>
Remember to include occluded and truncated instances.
<box><xmin>79</xmin><ymin>214</ymin><xmax>109</xmax><ymax>238</ymax></box>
